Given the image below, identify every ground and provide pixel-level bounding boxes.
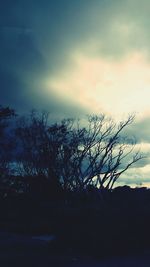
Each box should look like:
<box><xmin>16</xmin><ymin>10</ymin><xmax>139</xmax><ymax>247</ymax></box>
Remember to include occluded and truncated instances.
<box><xmin>0</xmin><ymin>232</ymin><xmax>150</xmax><ymax>267</ymax></box>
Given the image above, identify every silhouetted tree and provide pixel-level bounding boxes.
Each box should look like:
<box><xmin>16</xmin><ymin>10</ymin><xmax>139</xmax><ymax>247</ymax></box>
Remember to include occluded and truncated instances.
<box><xmin>15</xmin><ymin>112</ymin><xmax>143</xmax><ymax>192</ymax></box>
<box><xmin>58</xmin><ymin>114</ymin><xmax>143</xmax><ymax>190</ymax></box>
<box><xmin>15</xmin><ymin>110</ymin><xmax>49</xmax><ymax>177</ymax></box>
<box><xmin>0</xmin><ymin>106</ymin><xmax>16</xmax><ymax>177</ymax></box>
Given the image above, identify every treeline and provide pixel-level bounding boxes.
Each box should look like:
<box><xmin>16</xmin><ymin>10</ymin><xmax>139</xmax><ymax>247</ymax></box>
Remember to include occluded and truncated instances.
<box><xmin>0</xmin><ymin>106</ymin><xmax>143</xmax><ymax>198</ymax></box>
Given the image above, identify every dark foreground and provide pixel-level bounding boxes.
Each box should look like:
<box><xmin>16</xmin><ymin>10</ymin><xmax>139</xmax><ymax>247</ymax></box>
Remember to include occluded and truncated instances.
<box><xmin>1</xmin><ymin>186</ymin><xmax>150</xmax><ymax>266</ymax></box>
<box><xmin>0</xmin><ymin>232</ymin><xmax>150</xmax><ymax>267</ymax></box>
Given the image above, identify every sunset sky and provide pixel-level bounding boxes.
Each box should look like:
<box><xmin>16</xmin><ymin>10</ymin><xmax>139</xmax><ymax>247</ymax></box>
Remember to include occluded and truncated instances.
<box><xmin>1</xmin><ymin>0</ymin><xmax>150</xmax><ymax>186</ymax></box>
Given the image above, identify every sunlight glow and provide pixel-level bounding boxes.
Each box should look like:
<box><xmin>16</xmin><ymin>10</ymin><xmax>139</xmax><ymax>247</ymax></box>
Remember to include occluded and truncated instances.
<box><xmin>47</xmin><ymin>51</ymin><xmax>150</xmax><ymax>117</ymax></box>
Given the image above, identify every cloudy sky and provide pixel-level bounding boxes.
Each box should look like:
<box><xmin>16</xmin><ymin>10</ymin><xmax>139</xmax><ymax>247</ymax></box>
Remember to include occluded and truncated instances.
<box><xmin>1</xmin><ymin>0</ymin><xmax>150</xmax><ymax>186</ymax></box>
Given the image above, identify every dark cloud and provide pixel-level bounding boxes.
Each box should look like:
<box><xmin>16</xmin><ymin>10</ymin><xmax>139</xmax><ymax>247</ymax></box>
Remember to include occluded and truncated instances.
<box><xmin>0</xmin><ymin>0</ymin><xmax>95</xmax><ymax>115</ymax></box>
<box><xmin>125</xmin><ymin>116</ymin><xmax>150</xmax><ymax>144</ymax></box>
<box><xmin>1</xmin><ymin>0</ymin><xmax>150</xmax><ymax>117</ymax></box>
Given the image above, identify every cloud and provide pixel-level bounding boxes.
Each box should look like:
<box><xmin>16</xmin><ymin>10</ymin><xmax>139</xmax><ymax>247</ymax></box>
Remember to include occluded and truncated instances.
<box><xmin>117</xmin><ymin>164</ymin><xmax>150</xmax><ymax>187</ymax></box>
<box><xmin>125</xmin><ymin>116</ymin><xmax>150</xmax><ymax>144</ymax></box>
<box><xmin>0</xmin><ymin>0</ymin><xmax>96</xmax><ymax>116</ymax></box>
<box><xmin>48</xmin><ymin>52</ymin><xmax>150</xmax><ymax>117</ymax></box>
<box><xmin>1</xmin><ymin>0</ymin><xmax>150</xmax><ymax>132</ymax></box>
<box><xmin>1</xmin><ymin>0</ymin><xmax>150</xmax><ymax>116</ymax></box>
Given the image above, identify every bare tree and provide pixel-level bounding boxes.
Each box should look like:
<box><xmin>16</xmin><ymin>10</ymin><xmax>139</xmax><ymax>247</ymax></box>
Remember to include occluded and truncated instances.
<box><xmin>59</xmin><ymin>114</ymin><xmax>143</xmax><ymax>190</ymax></box>
<box><xmin>15</xmin><ymin>110</ymin><xmax>49</xmax><ymax>177</ymax></box>
<box><xmin>15</xmin><ymin>111</ymin><xmax>143</xmax><ymax>191</ymax></box>
<box><xmin>0</xmin><ymin>106</ymin><xmax>16</xmax><ymax>177</ymax></box>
